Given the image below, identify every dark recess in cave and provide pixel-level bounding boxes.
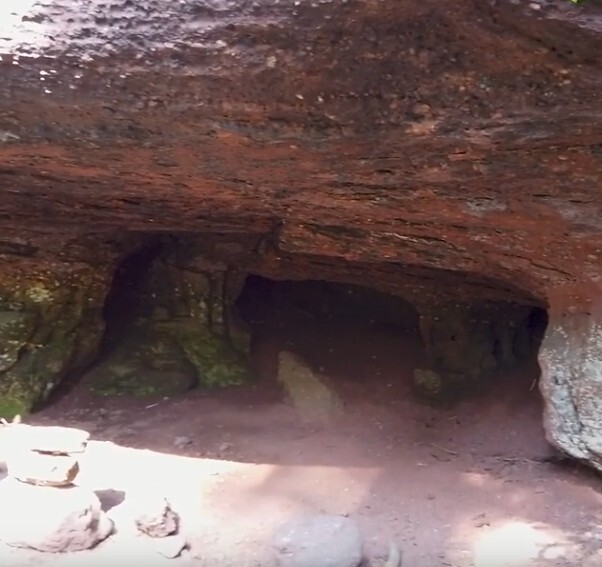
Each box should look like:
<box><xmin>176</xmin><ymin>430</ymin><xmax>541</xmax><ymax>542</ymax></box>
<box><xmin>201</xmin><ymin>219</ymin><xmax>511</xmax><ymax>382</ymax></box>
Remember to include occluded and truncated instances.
<box><xmin>99</xmin><ymin>241</ymin><xmax>163</xmax><ymax>353</ymax></box>
<box><xmin>236</xmin><ymin>275</ymin><xmax>422</xmax><ymax>331</ymax></box>
<box><xmin>235</xmin><ymin>274</ymin><xmax>549</xmax><ymax>402</ymax></box>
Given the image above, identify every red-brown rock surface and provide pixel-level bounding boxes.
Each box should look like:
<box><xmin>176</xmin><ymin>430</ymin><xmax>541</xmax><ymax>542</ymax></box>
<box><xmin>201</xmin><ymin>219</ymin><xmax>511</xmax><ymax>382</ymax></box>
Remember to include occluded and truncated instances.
<box><xmin>0</xmin><ymin>0</ymin><xmax>600</xmax><ymax>468</ymax></box>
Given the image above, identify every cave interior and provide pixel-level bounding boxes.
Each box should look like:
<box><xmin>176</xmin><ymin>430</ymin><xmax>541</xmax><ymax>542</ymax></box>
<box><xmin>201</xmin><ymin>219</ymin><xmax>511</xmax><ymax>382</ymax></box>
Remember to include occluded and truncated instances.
<box><xmin>54</xmin><ymin>233</ymin><xmax>549</xmax><ymax>411</ymax></box>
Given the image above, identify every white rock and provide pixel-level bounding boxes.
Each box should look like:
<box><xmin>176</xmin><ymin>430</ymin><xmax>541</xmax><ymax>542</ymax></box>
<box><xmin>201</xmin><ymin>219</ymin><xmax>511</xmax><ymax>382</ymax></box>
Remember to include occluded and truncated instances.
<box><xmin>7</xmin><ymin>451</ymin><xmax>79</xmax><ymax>486</ymax></box>
<box><xmin>153</xmin><ymin>533</ymin><xmax>188</xmax><ymax>558</ymax></box>
<box><xmin>0</xmin><ymin>478</ymin><xmax>113</xmax><ymax>552</ymax></box>
<box><xmin>273</xmin><ymin>515</ymin><xmax>363</xmax><ymax>567</ymax></box>
<box><xmin>133</xmin><ymin>493</ymin><xmax>179</xmax><ymax>538</ymax></box>
<box><xmin>0</xmin><ymin>425</ymin><xmax>89</xmax><ymax>456</ymax></box>
<box><xmin>29</xmin><ymin>426</ymin><xmax>90</xmax><ymax>455</ymax></box>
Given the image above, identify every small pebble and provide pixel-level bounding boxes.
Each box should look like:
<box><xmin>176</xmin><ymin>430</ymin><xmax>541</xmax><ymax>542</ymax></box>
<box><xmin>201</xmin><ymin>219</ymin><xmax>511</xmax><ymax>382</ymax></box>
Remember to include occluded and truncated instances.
<box><xmin>174</xmin><ymin>436</ymin><xmax>192</xmax><ymax>449</ymax></box>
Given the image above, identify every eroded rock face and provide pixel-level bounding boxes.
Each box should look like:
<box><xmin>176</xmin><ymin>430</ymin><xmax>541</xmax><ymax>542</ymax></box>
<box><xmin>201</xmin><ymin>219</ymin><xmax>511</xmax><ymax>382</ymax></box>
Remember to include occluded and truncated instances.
<box><xmin>539</xmin><ymin>306</ymin><xmax>602</xmax><ymax>471</ymax></box>
<box><xmin>0</xmin><ymin>255</ymin><xmax>116</xmax><ymax>417</ymax></box>
<box><xmin>85</xmin><ymin>235</ymin><xmax>250</xmax><ymax>396</ymax></box>
<box><xmin>0</xmin><ymin>0</ymin><xmax>600</xmax><ymax>466</ymax></box>
<box><xmin>413</xmin><ymin>301</ymin><xmax>545</xmax><ymax>401</ymax></box>
<box><xmin>0</xmin><ymin>0</ymin><xmax>600</xmax><ymax>307</ymax></box>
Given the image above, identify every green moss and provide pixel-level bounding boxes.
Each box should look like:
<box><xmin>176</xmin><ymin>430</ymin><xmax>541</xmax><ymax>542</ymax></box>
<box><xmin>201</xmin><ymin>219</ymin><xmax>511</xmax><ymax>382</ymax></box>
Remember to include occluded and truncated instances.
<box><xmin>83</xmin><ymin>322</ymin><xmax>198</xmax><ymax>398</ymax></box>
<box><xmin>0</xmin><ymin>260</ymin><xmax>114</xmax><ymax>413</ymax></box>
<box><xmin>84</xmin><ymin>317</ymin><xmax>250</xmax><ymax>397</ymax></box>
<box><xmin>167</xmin><ymin>319</ymin><xmax>250</xmax><ymax>388</ymax></box>
<box><xmin>88</xmin><ymin>368</ymin><xmax>164</xmax><ymax>397</ymax></box>
<box><xmin>0</xmin><ymin>391</ymin><xmax>31</xmax><ymax>420</ymax></box>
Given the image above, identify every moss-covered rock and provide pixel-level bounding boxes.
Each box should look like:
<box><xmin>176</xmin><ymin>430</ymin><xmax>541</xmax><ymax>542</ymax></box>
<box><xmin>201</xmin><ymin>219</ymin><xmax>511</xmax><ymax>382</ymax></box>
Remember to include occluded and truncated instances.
<box><xmin>84</xmin><ymin>237</ymin><xmax>251</xmax><ymax>397</ymax></box>
<box><xmin>84</xmin><ymin>321</ymin><xmax>199</xmax><ymax>397</ymax></box>
<box><xmin>0</xmin><ymin>259</ymin><xmax>114</xmax><ymax>418</ymax></box>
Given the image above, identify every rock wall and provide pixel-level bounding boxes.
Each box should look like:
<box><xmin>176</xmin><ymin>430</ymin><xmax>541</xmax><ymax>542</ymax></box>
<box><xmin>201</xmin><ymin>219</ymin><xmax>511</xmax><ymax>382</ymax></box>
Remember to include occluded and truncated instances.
<box><xmin>86</xmin><ymin>236</ymin><xmax>251</xmax><ymax>396</ymax></box>
<box><xmin>0</xmin><ymin>248</ymin><xmax>117</xmax><ymax>415</ymax></box>
<box><xmin>539</xmin><ymin>302</ymin><xmax>602</xmax><ymax>471</ymax></box>
<box><xmin>413</xmin><ymin>302</ymin><xmax>542</xmax><ymax>401</ymax></box>
<box><xmin>0</xmin><ymin>0</ymin><xmax>601</xmax><ymax>467</ymax></box>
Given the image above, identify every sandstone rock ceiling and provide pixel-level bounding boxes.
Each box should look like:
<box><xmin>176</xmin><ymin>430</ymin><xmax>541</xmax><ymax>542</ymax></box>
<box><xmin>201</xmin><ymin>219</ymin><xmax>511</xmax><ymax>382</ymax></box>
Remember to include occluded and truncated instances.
<box><xmin>0</xmin><ymin>0</ymin><xmax>600</xmax><ymax>307</ymax></box>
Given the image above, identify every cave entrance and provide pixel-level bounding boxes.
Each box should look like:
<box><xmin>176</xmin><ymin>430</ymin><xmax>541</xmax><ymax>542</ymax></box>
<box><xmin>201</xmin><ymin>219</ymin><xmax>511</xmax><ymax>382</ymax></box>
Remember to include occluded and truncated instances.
<box><xmin>235</xmin><ymin>274</ymin><xmax>548</xmax><ymax>410</ymax></box>
<box><xmin>48</xmin><ymin>237</ymin><xmax>548</xmax><ymax>414</ymax></box>
<box><xmin>236</xmin><ymin>275</ymin><xmax>424</xmax><ymax>405</ymax></box>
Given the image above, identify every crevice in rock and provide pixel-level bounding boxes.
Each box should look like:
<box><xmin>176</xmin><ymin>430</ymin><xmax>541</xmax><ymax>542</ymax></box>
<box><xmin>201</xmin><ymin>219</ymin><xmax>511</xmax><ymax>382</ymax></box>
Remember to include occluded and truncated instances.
<box><xmin>100</xmin><ymin>239</ymin><xmax>164</xmax><ymax>355</ymax></box>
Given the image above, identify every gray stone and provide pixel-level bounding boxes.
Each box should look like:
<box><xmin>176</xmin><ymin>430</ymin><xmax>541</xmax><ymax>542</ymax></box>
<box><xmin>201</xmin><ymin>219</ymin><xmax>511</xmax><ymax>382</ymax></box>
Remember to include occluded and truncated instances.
<box><xmin>277</xmin><ymin>352</ymin><xmax>344</xmax><ymax>422</ymax></box>
<box><xmin>153</xmin><ymin>533</ymin><xmax>188</xmax><ymax>558</ymax></box>
<box><xmin>273</xmin><ymin>515</ymin><xmax>363</xmax><ymax>567</ymax></box>
<box><xmin>0</xmin><ymin>477</ymin><xmax>112</xmax><ymax>552</ymax></box>
<box><xmin>539</xmin><ymin>309</ymin><xmax>602</xmax><ymax>471</ymax></box>
<box><xmin>133</xmin><ymin>493</ymin><xmax>179</xmax><ymax>538</ymax></box>
<box><xmin>174</xmin><ymin>436</ymin><xmax>193</xmax><ymax>449</ymax></box>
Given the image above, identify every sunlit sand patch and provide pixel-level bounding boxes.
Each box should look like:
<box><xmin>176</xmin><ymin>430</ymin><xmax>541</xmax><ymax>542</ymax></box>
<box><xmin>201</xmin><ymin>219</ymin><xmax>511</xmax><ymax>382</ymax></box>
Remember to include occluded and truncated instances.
<box><xmin>472</xmin><ymin>520</ymin><xmax>574</xmax><ymax>567</ymax></box>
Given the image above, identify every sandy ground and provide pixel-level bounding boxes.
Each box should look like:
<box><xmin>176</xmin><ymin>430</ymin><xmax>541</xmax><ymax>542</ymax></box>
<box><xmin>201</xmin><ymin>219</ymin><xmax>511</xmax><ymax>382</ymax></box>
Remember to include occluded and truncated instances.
<box><xmin>1</xmin><ymin>305</ymin><xmax>600</xmax><ymax>567</ymax></box>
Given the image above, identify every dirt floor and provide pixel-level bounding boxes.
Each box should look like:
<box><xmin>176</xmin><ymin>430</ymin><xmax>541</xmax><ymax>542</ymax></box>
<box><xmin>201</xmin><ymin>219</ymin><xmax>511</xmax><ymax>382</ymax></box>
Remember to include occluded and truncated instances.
<box><xmin>1</xmin><ymin>297</ymin><xmax>601</xmax><ymax>567</ymax></box>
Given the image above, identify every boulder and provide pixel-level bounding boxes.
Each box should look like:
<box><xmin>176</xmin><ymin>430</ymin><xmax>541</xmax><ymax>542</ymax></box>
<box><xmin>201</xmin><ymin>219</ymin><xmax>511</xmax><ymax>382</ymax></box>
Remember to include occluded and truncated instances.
<box><xmin>278</xmin><ymin>351</ymin><xmax>344</xmax><ymax>422</ymax></box>
<box><xmin>538</xmin><ymin>306</ymin><xmax>602</xmax><ymax>471</ymax></box>
<box><xmin>0</xmin><ymin>478</ymin><xmax>113</xmax><ymax>552</ymax></box>
<box><xmin>188</xmin><ymin>531</ymin><xmax>279</xmax><ymax>567</ymax></box>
